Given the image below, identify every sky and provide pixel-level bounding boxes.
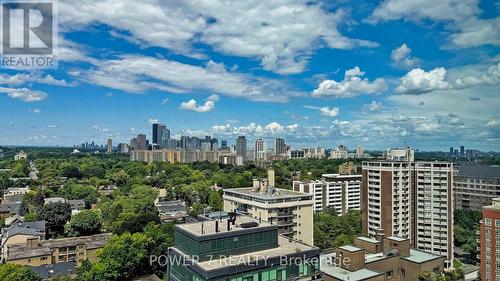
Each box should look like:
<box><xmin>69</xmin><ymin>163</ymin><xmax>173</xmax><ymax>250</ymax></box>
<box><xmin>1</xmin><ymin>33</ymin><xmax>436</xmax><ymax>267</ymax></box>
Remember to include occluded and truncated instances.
<box><xmin>0</xmin><ymin>0</ymin><xmax>499</xmax><ymax>151</ymax></box>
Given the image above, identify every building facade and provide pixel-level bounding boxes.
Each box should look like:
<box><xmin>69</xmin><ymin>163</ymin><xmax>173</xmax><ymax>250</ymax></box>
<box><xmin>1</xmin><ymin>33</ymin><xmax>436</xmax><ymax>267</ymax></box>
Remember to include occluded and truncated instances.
<box><xmin>361</xmin><ymin>159</ymin><xmax>454</xmax><ymax>262</ymax></box>
<box><xmin>321</xmin><ymin>235</ymin><xmax>445</xmax><ymax>281</ymax></box>
<box><xmin>223</xmin><ymin>170</ymin><xmax>314</xmax><ymax>245</ymax></box>
<box><xmin>4</xmin><ymin>233</ymin><xmax>111</xmax><ymax>267</ymax></box>
<box><xmin>274</xmin><ymin>138</ymin><xmax>286</xmax><ymax>155</ymax></box>
<box><xmin>480</xmin><ymin>198</ymin><xmax>500</xmax><ymax>281</ymax></box>
<box><xmin>292</xmin><ymin>174</ymin><xmax>361</xmax><ymax>214</ymax></box>
<box><xmin>236</xmin><ymin>136</ymin><xmax>247</xmax><ymax>162</ymax></box>
<box><xmin>454</xmin><ymin>166</ymin><xmax>500</xmax><ymax>211</ymax></box>
<box><xmin>167</xmin><ymin>215</ymin><xmax>321</xmax><ymax>281</ymax></box>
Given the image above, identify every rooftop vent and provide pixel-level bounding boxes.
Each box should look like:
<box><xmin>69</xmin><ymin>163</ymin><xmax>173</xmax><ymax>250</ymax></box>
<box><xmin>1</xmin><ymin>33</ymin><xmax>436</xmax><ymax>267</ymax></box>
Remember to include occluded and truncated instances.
<box><xmin>239</xmin><ymin>222</ymin><xmax>259</xmax><ymax>228</ymax></box>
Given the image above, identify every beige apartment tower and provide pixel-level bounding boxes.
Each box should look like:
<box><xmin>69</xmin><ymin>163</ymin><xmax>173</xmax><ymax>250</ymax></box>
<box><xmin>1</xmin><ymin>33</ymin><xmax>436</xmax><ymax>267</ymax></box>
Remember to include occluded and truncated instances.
<box><xmin>362</xmin><ymin>156</ymin><xmax>454</xmax><ymax>263</ymax></box>
<box><xmin>223</xmin><ymin>169</ymin><xmax>314</xmax><ymax>245</ymax></box>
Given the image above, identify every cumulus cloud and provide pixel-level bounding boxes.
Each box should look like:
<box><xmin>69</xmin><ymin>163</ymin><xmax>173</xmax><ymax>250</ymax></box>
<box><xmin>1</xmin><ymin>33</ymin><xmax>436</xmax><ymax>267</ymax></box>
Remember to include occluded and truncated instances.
<box><xmin>59</xmin><ymin>0</ymin><xmax>377</xmax><ymax>74</ymax></box>
<box><xmin>487</xmin><ymin>120</ymin><xmax>500</xmax><ymax>128</ymax></box>
<box><xmin>362</xmin><ymin>101</ymin><xmax>383</xmax><ymax>112</ymax></box>
<box><xmin>312</xmin><ymin>66</ymin><xmax>387</xmax><ymax>98</ymax></box>
<box><xmin>148</xmin><ymin>118</ymin><xmax>159</xmax><ymax>124</ymax></box>
<box><xmin>179</xmin><ymin>95</ymin><xmax>219</xmax><ymax>113</ymax></box>
<box><xmin>396</xmin><ymin>62</ymin><xmax>500</xmax><ymax>95</ymax></box>
<box><xmin>391</xmin><ymin>43</ymin><xmax>420</xmax><ymax>69</ymax></box>
<box><xmin>304</xmin><ymin>105</ymin><xmax>340</xmax><ymax>117</ymax></box>
<box><xmin>72</xmin><ymin>55</ymin><xmax>300</xmax><ymax>102</ymax></box>
<box><xmin>30</xmin><ymin>108</ymin><xmax>42</xmax><ymax>114</ymax></box>
<box><xmin>367</xmin><ymin>0</ymin><xmax>499</xmax><ymax>48</ymax></box>
<box><xmin>0</xmin><ymin>87</ymin><xmax>47</xmax><ymax>102</ymax></box>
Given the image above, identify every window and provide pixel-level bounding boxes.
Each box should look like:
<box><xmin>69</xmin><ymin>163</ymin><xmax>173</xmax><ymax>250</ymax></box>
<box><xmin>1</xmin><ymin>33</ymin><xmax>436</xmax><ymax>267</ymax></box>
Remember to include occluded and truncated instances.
<box><xmin>486</xmin><ymin>218</ymin><xmax>492</xmax><ymax>226</ymax></box>
<box><xmin>496</xmin><ymin>220</ymin><xmax>500</xmax><ymax>228</ymax></box>
<box><xmin>400</xmin><ymin>269</ymin><xmax>406</xmax><ymax>277</ymax></box>
<box><xmin>386</xmin><ymin>270</ymin><xmax>393</xmax><ymax>278</ymax></box>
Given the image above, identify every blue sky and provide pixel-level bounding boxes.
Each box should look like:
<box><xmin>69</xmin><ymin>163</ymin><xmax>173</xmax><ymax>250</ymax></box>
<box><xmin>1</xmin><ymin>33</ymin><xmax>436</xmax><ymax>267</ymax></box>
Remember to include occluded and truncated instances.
<box><xmin>0</xmin><ymin>0</ymin><xmax>499</xmax><ymax>150</ymax></box>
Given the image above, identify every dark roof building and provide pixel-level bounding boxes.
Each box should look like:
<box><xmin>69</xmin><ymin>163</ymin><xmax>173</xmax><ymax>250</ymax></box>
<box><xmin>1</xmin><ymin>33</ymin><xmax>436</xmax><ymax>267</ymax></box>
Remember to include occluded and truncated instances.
<box><xmin>29</xmin><ymin>261</ymin><xmax>77</xmax><ymax>280</ymax></box>
<box><xmin>455</xmin><ymin>165</ymin><xmax>500</xmax><ymax>211</ymax></box>
<box><xmin>167</xmin><ymin>214</ymin><xmax>321</xmax><ymax>281</ymax></box>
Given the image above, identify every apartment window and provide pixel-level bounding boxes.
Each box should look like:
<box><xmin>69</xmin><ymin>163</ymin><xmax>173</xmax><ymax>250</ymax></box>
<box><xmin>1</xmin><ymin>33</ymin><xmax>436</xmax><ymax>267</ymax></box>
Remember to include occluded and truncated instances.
<box><xmin>386</xmin><ymin>270</ymin><xmax>393</xmax><ymax>278</ymax></box>
<box><xmin>400</xmin><ymin>269</ymin><xmax>406</xmax><ymax>277</ymax></box>
<box><xmin>496</xmin><ymin>220</ymin><xmax>500</xmax><ymax>228</ymax></box>
<box><xmin>486</xmin><ymin>218</ymin><xmax>492</xmax><ymax>226</ymax></box>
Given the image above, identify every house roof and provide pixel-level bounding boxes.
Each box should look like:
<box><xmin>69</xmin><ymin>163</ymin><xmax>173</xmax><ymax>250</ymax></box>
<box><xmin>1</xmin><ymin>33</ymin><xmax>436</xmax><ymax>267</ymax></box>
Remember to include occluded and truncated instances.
<box><xmin>29</xmin><ymin>262</ymin><xmax>76</xmax><ymax>279</ymax></box>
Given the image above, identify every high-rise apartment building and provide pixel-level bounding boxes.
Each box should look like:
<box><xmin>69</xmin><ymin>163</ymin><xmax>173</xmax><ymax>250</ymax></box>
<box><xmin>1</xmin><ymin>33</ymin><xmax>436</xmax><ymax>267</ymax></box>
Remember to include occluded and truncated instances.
<box><xmin>220</xmin><ymin>140</ymin><xmax>228</xmax><ymax>150</ymax></box>
<box><xmin>361</xmin><ymin>149</ymin><xmax>454</xmax><ymax>262</ymax></box>
<box><xmin>235</xmin><ymin>136</ymin><xmax>247</xmax><ymax>161</ymax></box>
<box><xmin>454</xmin><ymin>166</ymin><xmax>500</xmax><ymax>211</ymax></box>
<box><xmin>355</xmin><ymin>145</ymin><xmax>364</xmax><ymax>158</ymax></box>
<box><xmin>480</xmin><ymin>198</ymin><xmax>500</xmax><ymax>281</ymax></box>
<box><xmin>167</xmin><ymin>215</ymin><xmax>321</xmax><ymax>281</ymax></box>
<box><xmin>117</xmin><ymin>143</ymin><xmax>129</xmax><ymax>154</ymax></box>
<box><xmin>254</xmin><ymin>138</ymin><xmax>267</xmax><ymax>161</ymax></box>
<box><xmin>293</xmin><ymin>174</ymin><xmax>361</xmax><ymax>214</ymax></box>
<box><xmin>152</xmin><ymin>123</ymin><xmax>160</xmax><ymax>145</ymax></box>
<box><xmin>136</xmin><ymin>134</ymin><xmax>147</xmax><ymax>150</ymax></box>
<box><xmin>274</xmin><ymin>138</ymin><xmax>286</xmax><ymax>155</ymax></box>
<box><xmin>106</xmin><ymin>138</ymin><xmax>112</xmax><ymax>154</ymax></box>
<box><xmin>460</xmin><ymin>146</ymin><xmax>465</xmax><ymax>155</ymax></box>
<box><xmin>223</xmin><ymin>170</ymin><xmax>314</xmax><ymax>245</ymax></box>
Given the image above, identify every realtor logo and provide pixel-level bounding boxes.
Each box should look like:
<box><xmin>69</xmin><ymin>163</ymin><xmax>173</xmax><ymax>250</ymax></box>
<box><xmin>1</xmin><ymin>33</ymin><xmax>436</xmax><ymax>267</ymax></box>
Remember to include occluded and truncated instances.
<box><xmin>1</xmin><ymin>0</ymin><xmax>58</xmax><ymax>69</ymax></box>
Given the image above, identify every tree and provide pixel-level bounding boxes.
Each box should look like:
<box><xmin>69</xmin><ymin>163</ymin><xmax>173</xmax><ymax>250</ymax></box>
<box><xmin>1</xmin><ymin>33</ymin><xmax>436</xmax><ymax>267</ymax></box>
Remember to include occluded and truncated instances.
<box><xmin>99</xmin><ymin>186</ymin><xmax>159</xmax><ymax>234</ymax></box>
<box><xmin>143</xmin><ymin>222</ymin><xmax>175</xmax><ymax>277</ymax></box>
<box><xmin>11</xmin><ymin>160</ymin><xmax>30</xmax><ymax>177</ymax></box>
<box><xmin>65</xmin><ymin>209</ymin><xmax>102</xmax><ymax>237</ymax></box>
<box><xmin>313</xmin><ymin>209</ymin><xmax>361</xmax><ymax>249</ymax></box>
<box><xmin>79</xmin><ymin>232</ymin><xmax>153</xmax><ymax>281</ymax></box>
<box><xmin>0</xmin><ymin>263</ymin><xmax>41</xmax><ymax>281</ymax></box>
<box><xmin>39</xmin><ymin>202</ymin><xmax>72</xmax><ymax>238</ymax></box>
<box><xmin>208</xmin><ymin>191</ymin><xmax>223</xmax><ymax>211</ymax></box>
<box><xmin>58</xmin><ymin>184</ymin><xmax>99</xmax><ymax>208</ymax></box>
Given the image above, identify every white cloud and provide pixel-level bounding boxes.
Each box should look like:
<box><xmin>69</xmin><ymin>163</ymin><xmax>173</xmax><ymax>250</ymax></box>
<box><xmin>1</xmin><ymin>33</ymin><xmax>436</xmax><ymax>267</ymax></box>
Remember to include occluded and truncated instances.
<box><xmin>396</xmin><ymin>62</ymin><xmax>500</xmax><ymax>95</ymax></box>
<box><xmin>312</xmin><ymin>67</ymin><xmax>387</xmax><ymax>98</ymax></box>
<box><xmin>0</xmin><ymin>73</ymin><xmax>75</xmax><ymax>87</ymax></box>
<box><xmin>30</xmin><ymin>108</ymin><xmax>42</xmax><ymax>114</ymax></box>
<box><xmin>148</xmin><ymin>118</ymin><xmax>159</xmax><ymax>124</ymax></box>
<box><xmin>368</xmin><ymin>0</ymin><xmax>499</xmax><ymax>48</ymax></box>
<box><xmin>179</xmin><ymin>95</ymin><xmax>219</xmax><ymax>113</ymax></box>
<box><xmin>391</xmin><ymin>43</ymin><xmax>420</xmax><ymax>69</ymax></box>
<box><xmin>72</xmin><ymin>55</ymin><xmax>300</xmax><ymax>102</ymax></box>
<box><xmin>363</xmin><ymin>101</ymin><xmax>383</xmax><ymax>112</ymax></box>
<box><xmin>59</xmin><ymin>0</ymin><xmax>377</xmax><ymax>74</ymax></box>
<box><xmin>487</xmin><ymin>120</ymin><xmax>500</xmax><ymax>128</ymax></box>
<box><xmin>0</xmin><ymin>87</ymin><xmax>47</xmax><ymax>102</ymax></box>
<box><xmin>304</xmin><ymin>105</ymin><xmax>340</xmax><ymax>117</ymax></box>
<box><xmin>48</xmin><ymin>125</ymin><xmax>57</xmax><ymax>128</ymax></box>
<box><xmin>319</xmin><ymin>107</ymin><xmax>340</xmax><ymax>117</ymax></box>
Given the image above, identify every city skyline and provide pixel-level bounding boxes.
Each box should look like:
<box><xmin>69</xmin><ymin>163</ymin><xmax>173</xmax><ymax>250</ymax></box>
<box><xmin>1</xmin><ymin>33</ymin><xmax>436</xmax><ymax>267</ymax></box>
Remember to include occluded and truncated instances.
<box><xmin>0</xmin><ymin>0</ymin><xmax>499</xmax><ymax>150</ymax></box>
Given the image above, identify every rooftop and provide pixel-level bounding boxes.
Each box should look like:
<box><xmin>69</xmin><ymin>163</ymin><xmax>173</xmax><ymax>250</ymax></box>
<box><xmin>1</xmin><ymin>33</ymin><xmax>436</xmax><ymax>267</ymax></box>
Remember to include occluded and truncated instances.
<box><xmin>355</xmin><ymin>236</ymin><xmax>380</xmax><ymax>244</ymax></box>
<box><xmin>176</xmin><ymin>215</ymin><xmax>272</xmax><ymax>236</ymax></box>
<box><xmin>29</xmin><ymin>262</ymin><xmax>76</xmax><ymax>279</ymax></box>
<box><xmin>403</xmin><ymin>249</ymin><xmax>443</xmax><ymax>264</ymax></box>
<box><xmin>7</xmin><ymin>233</ymin><xmax>111</xmax><ymax>260</ymax></box>
<box><xmin>457</xmin><ymin>165</ymin><xmax>500</xmax><ymax>178</ymax></box>
<box><xmin>224</xmin><ymin>187</ymin><xmax>312</xmax><ymax>200</ymax></box>
<box><xmin>387</xmin><ymin>236</ymin><xmax>408</xmax><ymax>242</ymax></box>
<box><xmin>320</xmin><ymin>253</ymin><xmax>383</xmax><ymax>281</ymax></box>
<box><xmin>193</xmin><ymin>235</ymin><xmax>318</xmax><ymax>270</ymax></box>
<box><xmin>339</xmin><ymin>245</ymin><xmax>362</xmax><ymax>252</ymax></box>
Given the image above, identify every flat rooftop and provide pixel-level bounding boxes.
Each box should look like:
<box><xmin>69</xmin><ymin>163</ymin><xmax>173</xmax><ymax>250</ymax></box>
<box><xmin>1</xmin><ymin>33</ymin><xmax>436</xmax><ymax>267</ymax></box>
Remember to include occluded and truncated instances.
<box><xmin>339</xmin><ymin>245</ymin><xmax>362</xmax><ymax>252</ymax></box>
<box><xmin>194</xmin><ymin>236</ymin><xmax>318</xmax><ymax>270</ymax></box>
<box><xmin>320</xmin><ymin>253</ymin><xmax>382</xmax><ymax>281</ymax></box>
<box><xmin>387</xmin><ymin>236</ymin><xmax>408</xmax><ymax>242</ymax></box>
<box><xmin>457</xmin><ymin>165</ymin><xmax>500</xmax><ymax>178</ymax></box>
<box><xmin>403</xmin><ymin>249</ymin><xmax>443</xmax><ymax>264</ymax></box>
<box><xmin>224</xmin><ymin>187</ymin><xmax>312</xmax><ymax>200</ymax></box>
<box><xmin>355</xmin><ymin>236</ymin><xmax>380</xmax><ymax>244</ymax></box>
<box><xmin>176</xmin><ymin>215</ymin><xmax>273</xmax><ymax>236</ymax></box>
